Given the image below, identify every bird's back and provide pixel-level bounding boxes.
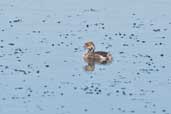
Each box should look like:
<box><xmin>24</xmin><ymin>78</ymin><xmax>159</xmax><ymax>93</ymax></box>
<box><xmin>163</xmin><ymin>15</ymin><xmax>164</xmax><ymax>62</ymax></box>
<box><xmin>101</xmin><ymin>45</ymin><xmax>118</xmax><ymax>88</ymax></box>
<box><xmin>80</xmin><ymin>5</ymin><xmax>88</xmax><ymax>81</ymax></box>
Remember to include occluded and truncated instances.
<box><xmin>94</xmin><ymin>51</ymin><xmax>108</xmax><ymax>57</ymax></box>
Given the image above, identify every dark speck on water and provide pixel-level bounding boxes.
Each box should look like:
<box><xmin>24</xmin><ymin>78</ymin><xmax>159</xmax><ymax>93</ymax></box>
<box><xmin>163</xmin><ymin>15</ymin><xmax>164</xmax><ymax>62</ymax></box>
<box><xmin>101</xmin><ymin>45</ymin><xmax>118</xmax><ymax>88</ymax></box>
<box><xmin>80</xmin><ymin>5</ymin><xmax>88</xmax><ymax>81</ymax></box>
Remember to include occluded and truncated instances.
<box><xmin>13</xmin><ymin>19</ymin><xmax>22</xmax><ymax>23</ymax></box>
<box><xmin>36</xmin><ymin>70</ymin><xmax>40</xmax><ymax>74</ymax></box>
<box><xmin>8</xmin><ymin>43</ymin><xmax>15</xmax><ymax>46</ymax></box>
<box><xmin>86</xmin><ymin>24</ymin><xmax>89</xmax><ymax>28</ymax></box>
<box><xmin>51</xmin><ymin>43</ymin><xmax>55</xmax><ymax>46</ymax></box>
<box><xmin>162</xmin><ymin>109</ymin><xmax>166</xmax><ymax>112</ymax></box>
<box><xmin>160</xmin><ymin>54</ymin><xmax>164</xmax><ymax>57</ymax></box>
<box><xmin>84</xmin><ymin>108</ymin><xmax>88</xmax><ymax>112</ymax></box>
<box><xmin>60</xmin><ymin>93</ymin><xmax>64</xmax><ymax>96</ymax></box>
<box><xmin>153</xmin><ymin>29</ymin><xmax>160</xmax><ymax>32</ymax></box>
<box><xmin>42</xmin><ymin>20</ymin><xmax>46</xmax><ymax>23</ymax></box>
<box><xmin>14</xmin><ymin>69</ymin><xmax>27</xmax><ymax>75</ymax></box>
<box><xmin>57</xmin><ymin>21</ymin><xmax>61</xmax><ymax>24</ymax></box>
<box><xmin>45</xmin><ymin>65</ymin><xmax>50</xmax><ymax>68</ymax></box>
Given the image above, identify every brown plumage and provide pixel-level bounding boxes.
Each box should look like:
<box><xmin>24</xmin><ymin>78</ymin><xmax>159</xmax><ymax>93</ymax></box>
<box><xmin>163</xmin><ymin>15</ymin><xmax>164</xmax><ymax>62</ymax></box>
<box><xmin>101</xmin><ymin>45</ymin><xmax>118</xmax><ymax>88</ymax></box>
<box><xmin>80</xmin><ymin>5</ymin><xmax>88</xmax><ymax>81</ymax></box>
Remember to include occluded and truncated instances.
<box><xmin>83</xmin><ymin>41</ymin><xmax>112</xmax><ymax>64</ymax></box>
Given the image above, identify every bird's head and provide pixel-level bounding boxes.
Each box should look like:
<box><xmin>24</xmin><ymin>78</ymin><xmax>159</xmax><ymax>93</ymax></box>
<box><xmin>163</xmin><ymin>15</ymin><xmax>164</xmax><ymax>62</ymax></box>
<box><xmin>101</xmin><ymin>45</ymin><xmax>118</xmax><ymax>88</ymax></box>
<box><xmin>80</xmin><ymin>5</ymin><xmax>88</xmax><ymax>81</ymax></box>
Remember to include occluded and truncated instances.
<box><xmin>84</xmin><ymin>41</ymin><xmax>95</xmax><ymax>52</ymax></box>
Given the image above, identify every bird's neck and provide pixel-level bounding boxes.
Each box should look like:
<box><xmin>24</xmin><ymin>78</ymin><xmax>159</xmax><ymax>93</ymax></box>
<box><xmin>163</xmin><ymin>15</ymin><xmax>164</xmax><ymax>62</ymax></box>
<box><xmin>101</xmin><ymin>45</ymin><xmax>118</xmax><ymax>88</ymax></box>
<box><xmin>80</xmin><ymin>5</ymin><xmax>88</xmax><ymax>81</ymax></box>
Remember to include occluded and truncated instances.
<box><xmin>88</xmin><ymin>48</ymin><xmax>95</xmax><ymax>53</ymax></box>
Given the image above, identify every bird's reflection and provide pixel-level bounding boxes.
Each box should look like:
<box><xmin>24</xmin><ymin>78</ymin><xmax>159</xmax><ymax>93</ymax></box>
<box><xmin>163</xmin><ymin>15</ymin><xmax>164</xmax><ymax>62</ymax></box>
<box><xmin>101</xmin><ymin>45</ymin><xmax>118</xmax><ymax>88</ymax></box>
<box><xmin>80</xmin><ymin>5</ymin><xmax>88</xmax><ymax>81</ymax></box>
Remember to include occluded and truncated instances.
<box><xmin>84</xmin><ymin>58</ymin><xmax>112</xmax><ymax>72</ymax></box>
<box><xmin>84</xmin><ymin>59</ymin><xmax>95</xmax><ymax>71</ymax></box>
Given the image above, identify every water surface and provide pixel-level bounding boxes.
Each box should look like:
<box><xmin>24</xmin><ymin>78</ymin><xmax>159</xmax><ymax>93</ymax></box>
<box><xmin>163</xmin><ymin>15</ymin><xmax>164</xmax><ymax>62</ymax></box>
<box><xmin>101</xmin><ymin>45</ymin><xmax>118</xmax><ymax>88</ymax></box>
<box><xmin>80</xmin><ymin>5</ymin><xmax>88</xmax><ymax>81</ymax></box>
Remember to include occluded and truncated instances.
<box><xmin>0</xmin><ymin>0</ymin><xmax>171</xmax><ymax>114</ymax></box>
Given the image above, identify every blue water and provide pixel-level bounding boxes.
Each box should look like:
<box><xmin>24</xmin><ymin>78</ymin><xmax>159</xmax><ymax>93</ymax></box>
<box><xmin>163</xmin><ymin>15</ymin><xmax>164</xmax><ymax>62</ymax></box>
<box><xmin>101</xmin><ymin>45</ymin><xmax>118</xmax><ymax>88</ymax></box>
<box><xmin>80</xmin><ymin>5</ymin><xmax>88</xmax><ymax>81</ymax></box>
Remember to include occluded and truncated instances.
<box><xmin>0</xmin><ymin>0</ymin><xmax>171</xmax><ymax>114</ymax></box>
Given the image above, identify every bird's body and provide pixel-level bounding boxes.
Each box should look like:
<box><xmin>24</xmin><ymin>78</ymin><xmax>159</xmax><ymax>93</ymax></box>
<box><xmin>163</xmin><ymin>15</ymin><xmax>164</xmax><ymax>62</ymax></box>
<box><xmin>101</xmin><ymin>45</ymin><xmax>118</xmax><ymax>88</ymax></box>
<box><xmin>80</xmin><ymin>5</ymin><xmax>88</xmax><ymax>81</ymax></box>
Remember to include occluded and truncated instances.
<box><xmin>83</xmin><ymin>41</ymin><xmax>112</xmax><ymax>64</ymax></box>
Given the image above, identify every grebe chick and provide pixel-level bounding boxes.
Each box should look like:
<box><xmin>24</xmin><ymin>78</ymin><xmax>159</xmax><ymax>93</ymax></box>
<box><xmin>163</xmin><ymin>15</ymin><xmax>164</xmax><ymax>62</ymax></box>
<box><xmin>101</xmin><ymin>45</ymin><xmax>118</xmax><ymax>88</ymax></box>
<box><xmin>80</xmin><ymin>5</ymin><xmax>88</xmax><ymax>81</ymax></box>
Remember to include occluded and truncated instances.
<box><xmin>83</xmin><ymin>41</ymin><xmax>112</xmax><ymax>64</ymax></box>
